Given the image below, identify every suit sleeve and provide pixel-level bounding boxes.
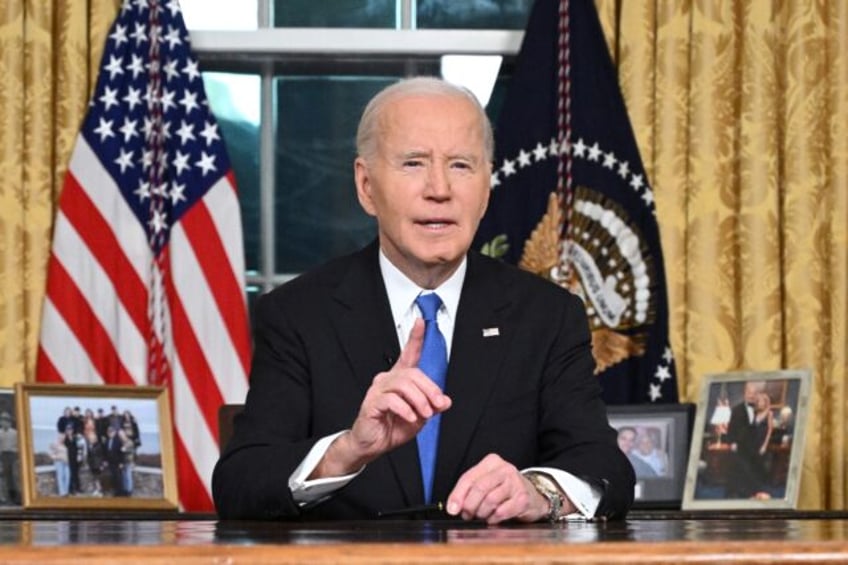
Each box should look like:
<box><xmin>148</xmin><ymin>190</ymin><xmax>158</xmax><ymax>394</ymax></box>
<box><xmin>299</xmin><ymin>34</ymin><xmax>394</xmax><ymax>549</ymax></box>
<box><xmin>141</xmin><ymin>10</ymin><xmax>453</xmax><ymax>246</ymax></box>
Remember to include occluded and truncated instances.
<box><xmin>212</xmin><ymin>290</ymin><xmax>318</xmax><ymax>520</ymax></box>
<box><xmin>537</xmin><ymin>292</ymin><xmax>635</xmax><ymax>519</ymax></box>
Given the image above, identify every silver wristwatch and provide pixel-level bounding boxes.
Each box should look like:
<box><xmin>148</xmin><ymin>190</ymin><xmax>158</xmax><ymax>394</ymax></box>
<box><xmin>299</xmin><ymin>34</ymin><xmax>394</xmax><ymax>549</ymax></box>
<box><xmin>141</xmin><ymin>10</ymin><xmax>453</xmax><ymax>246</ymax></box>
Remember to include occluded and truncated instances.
<box><xmin>525</xmin><ymin>472</ymin><xmax>565</xmax><ymax>522</ymax></box>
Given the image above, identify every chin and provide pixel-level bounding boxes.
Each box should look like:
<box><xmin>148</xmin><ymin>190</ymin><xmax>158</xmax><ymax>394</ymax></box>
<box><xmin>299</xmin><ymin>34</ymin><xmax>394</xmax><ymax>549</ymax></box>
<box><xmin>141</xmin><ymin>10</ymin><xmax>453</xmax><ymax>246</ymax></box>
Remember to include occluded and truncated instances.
<box><xmin>406</xmin><ymin>241</ymin><xmax>455</xmax><ymax>261</ymax></box>
<box><xmin>425</xmin><ymin>250</ymin><xmax>464</xmax><ymax>266</ymax></box>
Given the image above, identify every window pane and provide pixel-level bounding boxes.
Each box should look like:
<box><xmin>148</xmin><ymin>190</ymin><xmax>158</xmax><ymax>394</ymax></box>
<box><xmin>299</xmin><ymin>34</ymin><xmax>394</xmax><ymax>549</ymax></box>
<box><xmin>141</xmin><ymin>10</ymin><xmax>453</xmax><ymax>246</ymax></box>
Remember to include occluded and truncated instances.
<box><xmin>202</xmin><ymin>72</ymin><xmax>261</xmax><ymax>272</ymax></box>
<box><xmin>486</xmin><ymin>74</ymin><xmax>511</xmax><ymax>127</ymax></box>
<box><xmin>181</xmin><ymin>0</ymin><xmax>258</xmax><ymax>30</ymax></box>
<box><xmin>274</xmin><ymin>0</ymin><xmax>397</xmax><ymax>28</ymax></box>
<box><xmin>441</xmin><ymin>55</ymin><xmax>502</xmax><ymax>107</ymax></box>
<box><xmin>274</xmin><ymin>77</ymin><xmax>397</xmax><ymax>273</ymax></box>
<box><xmin>416</xmin><ymin>0</ymin><xmax>532</xmax><ymax>29</ymax></box>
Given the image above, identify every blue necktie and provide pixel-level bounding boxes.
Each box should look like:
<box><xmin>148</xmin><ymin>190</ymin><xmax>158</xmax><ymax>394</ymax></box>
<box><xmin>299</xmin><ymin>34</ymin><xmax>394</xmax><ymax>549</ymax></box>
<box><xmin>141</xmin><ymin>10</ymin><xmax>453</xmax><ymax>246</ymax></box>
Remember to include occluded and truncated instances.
<box><xmin>414</xmin><ymin>292</ymin><xmax>448</xmax><ymax>504</ymax></box>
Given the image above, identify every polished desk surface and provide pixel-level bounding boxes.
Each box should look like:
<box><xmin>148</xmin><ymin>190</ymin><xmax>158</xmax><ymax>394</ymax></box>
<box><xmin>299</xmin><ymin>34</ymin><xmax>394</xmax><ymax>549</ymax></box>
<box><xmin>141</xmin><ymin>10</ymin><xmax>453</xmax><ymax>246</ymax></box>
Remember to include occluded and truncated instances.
<box><xmin>0</xmin><ymin>511</ymin><xmax>847</xmax><ymax>563</ymax></box>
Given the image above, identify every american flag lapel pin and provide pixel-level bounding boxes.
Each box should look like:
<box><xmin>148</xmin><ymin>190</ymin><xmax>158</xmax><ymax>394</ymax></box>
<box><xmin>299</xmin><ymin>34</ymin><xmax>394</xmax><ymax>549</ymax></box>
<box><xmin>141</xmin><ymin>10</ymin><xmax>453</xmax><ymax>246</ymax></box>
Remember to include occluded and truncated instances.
<box><xmin>482</xmin><ymin>327</ymin><xmax>500</xmax><ymax>337</ymax></box>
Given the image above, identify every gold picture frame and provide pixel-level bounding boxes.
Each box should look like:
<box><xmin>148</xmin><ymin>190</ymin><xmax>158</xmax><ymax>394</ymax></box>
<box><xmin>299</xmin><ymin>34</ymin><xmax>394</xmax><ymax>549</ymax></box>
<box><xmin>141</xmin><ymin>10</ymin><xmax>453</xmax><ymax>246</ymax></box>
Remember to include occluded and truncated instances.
<box><xmin>15</xmin><ymin>383</ymin><xmax>178</xmax><ymax>510</ymax></box>
<box><xmin>681</xmin><ymin>369</ymin><xmax>811</xmax><ymax>510</ymax></box>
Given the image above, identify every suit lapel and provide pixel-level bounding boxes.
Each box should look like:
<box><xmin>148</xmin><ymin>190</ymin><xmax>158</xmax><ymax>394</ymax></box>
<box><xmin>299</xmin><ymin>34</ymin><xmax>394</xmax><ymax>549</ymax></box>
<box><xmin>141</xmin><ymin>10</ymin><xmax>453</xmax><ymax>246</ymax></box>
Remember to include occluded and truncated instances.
<box><xmin>433</xmin><ymin>254</ymin><xmax>513</xmax><ymax>500</ymax></box>
<box><xmin>329</xmin><ymin>243</ymin><xmax>398</xmax><ymax>391</ymax></box>
<box><xmin>328</xmin><ymin>242</ymin><xmax>422</xmax><ymax>506</ymax></box>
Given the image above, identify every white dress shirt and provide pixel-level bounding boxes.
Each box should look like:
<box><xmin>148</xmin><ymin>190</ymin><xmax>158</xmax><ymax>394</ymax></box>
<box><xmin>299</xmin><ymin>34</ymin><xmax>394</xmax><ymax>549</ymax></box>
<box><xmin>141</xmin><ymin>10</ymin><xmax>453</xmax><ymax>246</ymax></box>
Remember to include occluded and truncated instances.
<box><xmin>288</xmin><ymin>250</ymin><xmax>601</xmax><ymax>519</ymax></box>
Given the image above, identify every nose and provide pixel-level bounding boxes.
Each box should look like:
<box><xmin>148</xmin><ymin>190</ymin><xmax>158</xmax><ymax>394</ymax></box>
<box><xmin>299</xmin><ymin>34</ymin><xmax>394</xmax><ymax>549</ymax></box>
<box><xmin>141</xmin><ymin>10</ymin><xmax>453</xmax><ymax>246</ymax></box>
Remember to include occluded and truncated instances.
<box><xmin>424</xmin><ymin>164</ymin><xmax>451</xmax><ymax>200</ymax></box>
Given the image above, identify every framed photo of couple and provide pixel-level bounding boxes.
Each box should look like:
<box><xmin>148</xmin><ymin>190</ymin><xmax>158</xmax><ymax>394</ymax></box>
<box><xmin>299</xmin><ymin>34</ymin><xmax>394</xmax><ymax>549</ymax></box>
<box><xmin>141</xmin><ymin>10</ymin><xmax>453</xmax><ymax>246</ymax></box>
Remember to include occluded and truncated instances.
<box><xmin>15</xmin><ymin>383</ymin><xmax>178</xmax><ymax>510</ymax></box>
<box><xmin>608</xmin><ymin>403</ymin><xmax>695</xmax><ymax>509</ymax></box>
<box><xmin>682</xmin><ymin>369</ymin><xmax>811</xmax><ymax>510</ymax></box>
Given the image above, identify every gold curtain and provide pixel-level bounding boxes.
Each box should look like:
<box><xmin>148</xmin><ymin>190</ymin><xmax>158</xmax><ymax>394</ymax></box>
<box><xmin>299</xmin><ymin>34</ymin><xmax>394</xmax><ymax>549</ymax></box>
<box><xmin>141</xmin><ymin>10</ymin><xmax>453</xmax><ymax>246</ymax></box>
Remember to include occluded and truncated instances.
<box><xmin>0</xmin><ymin>1</ymin><xmax>118</xmax><ymax>386</ymax></box>
<box><xmin>595</xmin><ymin>0</ymin><xmax>847</xmax><ymax>509</ymax></box>
<box><xmin>1</xmin><ymin>0</ymin><xmax>844</xmax><ymax>510</ymax></box>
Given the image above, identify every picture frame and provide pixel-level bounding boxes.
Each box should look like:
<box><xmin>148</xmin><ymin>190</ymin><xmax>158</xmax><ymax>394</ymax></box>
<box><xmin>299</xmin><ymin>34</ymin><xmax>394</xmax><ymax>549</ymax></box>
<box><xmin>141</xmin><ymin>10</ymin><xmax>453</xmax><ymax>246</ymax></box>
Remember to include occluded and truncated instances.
<box><xmin>682</xmin><ymin>369</ymin><xmax>811</xmax><ymax>510</ymax></box>
<box><xmin>608</xmin><ymin>403</ymin><xmax>695</xmax><ymax>509</ymax></box>
<box><xmin>0</xmin><ymin>388</ymin><xmax>22</xmax><ymax>507</ymax></box>
<box><xmin>15</xmin><ymin>383</ymin><xmax>178</xmax><ymax>510</ymax></box>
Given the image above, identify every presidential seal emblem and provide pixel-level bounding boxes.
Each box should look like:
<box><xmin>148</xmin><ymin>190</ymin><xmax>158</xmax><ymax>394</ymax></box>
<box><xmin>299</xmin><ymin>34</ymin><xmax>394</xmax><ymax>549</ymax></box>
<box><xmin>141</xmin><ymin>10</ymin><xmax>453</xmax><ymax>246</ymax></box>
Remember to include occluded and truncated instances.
<box><xmin>517</xmin><ymin>187</ymin><xmax>655</xmax><ymax>374</ymax></box>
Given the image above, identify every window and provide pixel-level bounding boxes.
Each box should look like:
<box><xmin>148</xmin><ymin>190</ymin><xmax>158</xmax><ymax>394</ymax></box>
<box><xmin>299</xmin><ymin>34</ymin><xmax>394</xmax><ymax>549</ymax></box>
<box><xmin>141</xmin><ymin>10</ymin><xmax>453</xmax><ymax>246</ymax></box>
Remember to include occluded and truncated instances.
<box><xmin>181</xmin><ymin>0</ymin><xmax>528</xmax><ymax>311</ymax></box>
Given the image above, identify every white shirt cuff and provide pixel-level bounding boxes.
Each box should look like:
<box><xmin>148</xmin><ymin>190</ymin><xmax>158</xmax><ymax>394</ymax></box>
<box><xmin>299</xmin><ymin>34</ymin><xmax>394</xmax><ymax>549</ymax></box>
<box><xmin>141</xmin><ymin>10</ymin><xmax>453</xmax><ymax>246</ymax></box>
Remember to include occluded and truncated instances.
<box><xmin>288</xmin><ymin>431</ymin><xmax>363</xmax><ymax>505</ymax></box>
<box><xmin>522</xmin><ymin>466</ymin><xmax>602</xmax><ymax>520</ymax></box>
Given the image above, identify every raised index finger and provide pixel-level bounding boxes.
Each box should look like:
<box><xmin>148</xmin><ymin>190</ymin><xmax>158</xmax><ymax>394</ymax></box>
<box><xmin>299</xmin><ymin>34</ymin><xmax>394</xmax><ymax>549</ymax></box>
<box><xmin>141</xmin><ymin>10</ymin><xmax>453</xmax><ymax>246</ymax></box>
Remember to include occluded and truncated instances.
<box><xmin>395</xmin><ymin>317</ymin><xmax>425</xmax><ymax>369</ymax></box>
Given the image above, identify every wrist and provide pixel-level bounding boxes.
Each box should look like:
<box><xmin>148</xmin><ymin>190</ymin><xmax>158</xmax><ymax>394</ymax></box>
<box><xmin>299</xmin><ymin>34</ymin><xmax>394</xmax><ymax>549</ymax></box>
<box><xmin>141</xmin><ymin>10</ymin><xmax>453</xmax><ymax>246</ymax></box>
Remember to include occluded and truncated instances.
<box><xmin>524</xmin><ymin>472</ymin><xmax>567</xmax><ymax>522</ymax></box>
<box><xmin>310</xmin><ymin>431</ymin><xmax>369</xmax><ymax>479</ymax></box>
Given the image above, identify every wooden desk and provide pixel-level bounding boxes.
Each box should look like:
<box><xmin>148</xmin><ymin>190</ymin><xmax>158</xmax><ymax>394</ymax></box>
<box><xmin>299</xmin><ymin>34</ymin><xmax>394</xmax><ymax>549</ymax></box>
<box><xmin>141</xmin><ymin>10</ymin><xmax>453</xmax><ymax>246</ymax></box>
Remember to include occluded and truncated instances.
<box><xmin>0</xmin><ymin>512</ymin><xmax>847</xmax><ymax>564</ymax></box>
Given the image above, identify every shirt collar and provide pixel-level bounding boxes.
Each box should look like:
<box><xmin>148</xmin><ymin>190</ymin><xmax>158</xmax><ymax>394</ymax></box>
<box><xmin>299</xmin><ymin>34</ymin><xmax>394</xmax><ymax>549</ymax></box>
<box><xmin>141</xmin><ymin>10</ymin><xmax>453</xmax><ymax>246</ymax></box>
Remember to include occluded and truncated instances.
<box><xmin>379</xmin><ymin>250</ymin><xmax>466</xmax><ymax>322</ymax></box>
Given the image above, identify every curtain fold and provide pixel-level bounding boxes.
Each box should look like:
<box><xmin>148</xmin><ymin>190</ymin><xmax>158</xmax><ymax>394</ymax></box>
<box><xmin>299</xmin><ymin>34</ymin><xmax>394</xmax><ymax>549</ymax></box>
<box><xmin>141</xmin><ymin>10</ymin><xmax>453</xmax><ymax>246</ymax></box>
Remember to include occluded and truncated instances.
<box><xmin>596</xmin><ymin>0</ymin><xmax>847</xmax><ymax>509</ymax></box>
<box><xmin>824</xmin><ymin>0</ymin><xmax>847</xmax><ymax>511</ymax></box>
<box><xmin>0</xmin><ymin>0</ymin><xmax>118</xmax><ymax>387</ymax></box>
<box><xmin>0</xmin><ymin>2</ymin><xmax>28</xmax><ymax>386</ymax></box>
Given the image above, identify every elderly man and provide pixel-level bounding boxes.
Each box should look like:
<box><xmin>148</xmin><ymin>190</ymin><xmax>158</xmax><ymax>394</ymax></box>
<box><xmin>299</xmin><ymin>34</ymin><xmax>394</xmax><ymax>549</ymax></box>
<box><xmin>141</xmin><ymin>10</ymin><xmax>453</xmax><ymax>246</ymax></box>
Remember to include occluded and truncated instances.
<box><xmin>213</xmin><ymin>77</ymin><xmax>634</xmax><ymax>522</ymax></box>
<box><xmin>726</xmin><ymin>380</ymin><xmax>768</xmax><ymax>498</ymax></box>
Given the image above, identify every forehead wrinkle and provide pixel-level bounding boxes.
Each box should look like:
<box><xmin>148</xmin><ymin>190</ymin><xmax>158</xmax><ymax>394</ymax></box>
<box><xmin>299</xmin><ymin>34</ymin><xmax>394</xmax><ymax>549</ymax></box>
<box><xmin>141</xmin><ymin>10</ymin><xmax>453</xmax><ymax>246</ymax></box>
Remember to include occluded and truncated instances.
<box><xmin>377</xmin><ymin>96</ymin><xmax>487</xmax><ymax>164</ymax></box>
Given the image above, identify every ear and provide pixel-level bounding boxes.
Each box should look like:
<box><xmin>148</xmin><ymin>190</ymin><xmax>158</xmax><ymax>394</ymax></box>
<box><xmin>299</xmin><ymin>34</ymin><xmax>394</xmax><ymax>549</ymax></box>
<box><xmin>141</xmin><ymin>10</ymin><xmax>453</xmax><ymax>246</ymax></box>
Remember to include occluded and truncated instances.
<box><xmin>354</xmin><ymin>157</ymin><xmax>377</xmax><ymax>217</ymax></box>
<box><xmin>478</xmin><ymin>160</ymin><xmax>492</xmax><ymax>219</ymax></box>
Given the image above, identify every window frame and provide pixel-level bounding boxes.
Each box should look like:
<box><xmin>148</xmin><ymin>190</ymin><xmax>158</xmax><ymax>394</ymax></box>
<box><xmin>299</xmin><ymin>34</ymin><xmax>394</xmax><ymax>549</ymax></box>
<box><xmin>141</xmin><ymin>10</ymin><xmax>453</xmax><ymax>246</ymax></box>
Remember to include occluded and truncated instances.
<box><xmin>189</xmin><ymin>3</ymin><xmax>523</xmax><ymax>294</ymax></box>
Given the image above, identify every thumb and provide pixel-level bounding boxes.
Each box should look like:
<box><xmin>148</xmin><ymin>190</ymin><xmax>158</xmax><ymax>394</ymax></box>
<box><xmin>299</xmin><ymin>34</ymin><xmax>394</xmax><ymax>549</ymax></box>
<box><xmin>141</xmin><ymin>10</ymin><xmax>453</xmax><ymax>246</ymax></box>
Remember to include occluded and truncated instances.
<box><xmin>395</xmin><ymin>317</ymin><xmax>425</xmax><ymax>369</ymax></box>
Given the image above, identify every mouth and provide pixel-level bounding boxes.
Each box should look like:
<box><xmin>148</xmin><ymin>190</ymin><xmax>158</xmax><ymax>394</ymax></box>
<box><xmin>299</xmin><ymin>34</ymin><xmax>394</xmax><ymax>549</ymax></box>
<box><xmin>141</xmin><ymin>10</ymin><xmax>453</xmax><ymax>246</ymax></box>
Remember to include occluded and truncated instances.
<box><xmin>415</xmin><ymin>218</ymin><xmax>455</xmax><ymax>230</ymax></box>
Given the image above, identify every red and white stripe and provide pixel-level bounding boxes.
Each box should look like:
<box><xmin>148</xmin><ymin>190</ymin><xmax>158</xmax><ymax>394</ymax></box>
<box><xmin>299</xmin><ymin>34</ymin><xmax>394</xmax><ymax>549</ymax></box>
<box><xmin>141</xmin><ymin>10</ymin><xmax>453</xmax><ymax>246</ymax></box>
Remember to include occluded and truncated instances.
<box><xmin>37</xmin><ymin>136</ymin><xmax>250</xmax><ymax>511</ymax></box>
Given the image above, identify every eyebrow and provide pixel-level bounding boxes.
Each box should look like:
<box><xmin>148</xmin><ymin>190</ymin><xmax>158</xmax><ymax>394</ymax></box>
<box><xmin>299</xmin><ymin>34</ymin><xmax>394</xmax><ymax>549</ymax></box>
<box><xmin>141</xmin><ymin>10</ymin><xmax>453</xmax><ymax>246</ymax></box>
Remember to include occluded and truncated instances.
<box><xmin>396</xmin><ymin>150</ymin><xmax>480</xmax><ymax>163</ymax></box>
<box><xmin>398</xmin><ymin>150</ymin><xmax>430</xmax><ymax>160</ymax></box>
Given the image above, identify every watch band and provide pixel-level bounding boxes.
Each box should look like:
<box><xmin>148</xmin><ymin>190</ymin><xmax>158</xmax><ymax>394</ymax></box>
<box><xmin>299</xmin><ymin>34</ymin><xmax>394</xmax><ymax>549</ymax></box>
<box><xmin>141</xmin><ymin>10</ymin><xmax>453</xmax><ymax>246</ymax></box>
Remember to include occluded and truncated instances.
<box><xmin>525</xmin><ymin>471</ymin><xmax>565</xmax><ymax>523</ymax></box>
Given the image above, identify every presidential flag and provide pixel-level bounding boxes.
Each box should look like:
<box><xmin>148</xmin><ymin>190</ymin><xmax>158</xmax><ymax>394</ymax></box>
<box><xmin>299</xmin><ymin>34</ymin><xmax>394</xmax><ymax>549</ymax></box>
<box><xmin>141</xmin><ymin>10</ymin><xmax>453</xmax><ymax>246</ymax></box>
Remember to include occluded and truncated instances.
<box><xmin>475</xmin><ymin>0</ymin><xmax>677</xmax><ymax>403</ymax></box>
<box><xmin>36</xmin><ymin>0</ymin><xmax>250</xmax><ymax>510</ymax></box>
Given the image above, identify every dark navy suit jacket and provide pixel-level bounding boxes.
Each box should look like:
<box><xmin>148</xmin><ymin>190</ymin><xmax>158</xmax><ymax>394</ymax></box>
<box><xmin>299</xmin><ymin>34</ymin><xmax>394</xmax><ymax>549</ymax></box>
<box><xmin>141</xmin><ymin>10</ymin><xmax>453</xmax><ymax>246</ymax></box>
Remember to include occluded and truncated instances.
<box><xmin>213</xmin><ymin>241</ymin><xmax>634</xmax><ymax>520</ymax></box>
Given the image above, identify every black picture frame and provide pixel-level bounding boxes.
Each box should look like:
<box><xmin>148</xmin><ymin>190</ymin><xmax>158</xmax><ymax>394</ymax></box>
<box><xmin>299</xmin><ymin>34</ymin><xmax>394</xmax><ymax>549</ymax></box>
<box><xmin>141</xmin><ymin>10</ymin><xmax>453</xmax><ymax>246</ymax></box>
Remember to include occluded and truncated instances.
<box><xmin>608</xmin><ymin>403</ymin><xmax>695</xmax><ymax>509</ymax></box>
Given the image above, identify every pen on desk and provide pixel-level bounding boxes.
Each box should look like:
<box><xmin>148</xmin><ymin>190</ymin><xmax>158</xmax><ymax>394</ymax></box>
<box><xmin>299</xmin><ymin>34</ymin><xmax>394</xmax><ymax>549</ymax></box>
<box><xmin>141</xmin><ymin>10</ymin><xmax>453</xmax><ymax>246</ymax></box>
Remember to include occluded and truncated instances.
<box><xmin>376</xmin><ymin>501</ymin><xmax>445</xmax><ymax>518</ymax></box>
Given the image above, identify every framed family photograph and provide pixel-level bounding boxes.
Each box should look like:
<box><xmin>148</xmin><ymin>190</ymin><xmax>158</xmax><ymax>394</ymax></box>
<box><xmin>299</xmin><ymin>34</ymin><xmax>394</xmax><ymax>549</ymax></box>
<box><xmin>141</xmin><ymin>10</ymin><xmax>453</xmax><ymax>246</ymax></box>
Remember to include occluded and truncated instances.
<box><xmin>609</xmin><ymin>403</ymin><xmax>695</xmax><ymax>509</ymax></box>
<box><xmin>682</xmin><ymin>369</ymin><xmax>811</xmax><ymax>510</ymax></box>
<box><xmin>15</xmin><ymin>383</ymin><xmax>178</xmax><ymax>510</ymax></box>
<box><xmin>0</xmin><ymin>388</ymin><xmax>21</xmax><ymax>507</ymax></box>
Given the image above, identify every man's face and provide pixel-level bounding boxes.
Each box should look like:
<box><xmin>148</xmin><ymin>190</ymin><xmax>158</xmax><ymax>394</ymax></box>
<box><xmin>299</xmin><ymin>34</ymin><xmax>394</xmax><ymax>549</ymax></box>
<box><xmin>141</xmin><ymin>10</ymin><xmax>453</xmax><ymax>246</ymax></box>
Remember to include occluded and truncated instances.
<box><xmin>744</xmin><ymin>382</ymin><xmax>759</xmax><ymax>403</ymax></box>
<box><xmin>355</xmin><ymin>93</ymin><xmax>490</xmax><ymax>286</ymax></box>
<box><xmin>617</xmin><ymin>429</ymin><xmax>635</xmax><ymax>453</ymax></box>
<box><xmin>637</xmin><ymin>434</ymin><xmax>654</xmax><ymax>455</ymax></box>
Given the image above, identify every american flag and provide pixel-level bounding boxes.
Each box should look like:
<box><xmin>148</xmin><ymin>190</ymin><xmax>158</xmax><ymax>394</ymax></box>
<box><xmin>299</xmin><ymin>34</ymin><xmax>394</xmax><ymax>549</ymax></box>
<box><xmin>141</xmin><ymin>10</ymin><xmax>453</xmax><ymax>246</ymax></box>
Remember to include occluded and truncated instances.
<box><xmin>36</xmin><ymin>0</ymin><xmax>250</xmax><ymax>511</ymax></box>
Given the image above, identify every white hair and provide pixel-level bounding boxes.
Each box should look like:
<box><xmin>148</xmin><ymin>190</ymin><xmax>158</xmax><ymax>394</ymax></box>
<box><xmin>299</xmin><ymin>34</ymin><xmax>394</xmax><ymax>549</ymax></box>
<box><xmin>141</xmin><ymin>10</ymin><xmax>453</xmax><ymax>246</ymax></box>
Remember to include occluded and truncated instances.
<box><xmin>355</xmin><ymin>76</ymin><xmax>494</xmax><ymax>163</ymax></box>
